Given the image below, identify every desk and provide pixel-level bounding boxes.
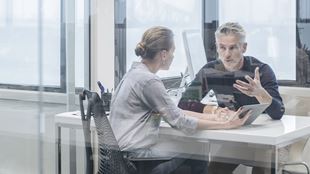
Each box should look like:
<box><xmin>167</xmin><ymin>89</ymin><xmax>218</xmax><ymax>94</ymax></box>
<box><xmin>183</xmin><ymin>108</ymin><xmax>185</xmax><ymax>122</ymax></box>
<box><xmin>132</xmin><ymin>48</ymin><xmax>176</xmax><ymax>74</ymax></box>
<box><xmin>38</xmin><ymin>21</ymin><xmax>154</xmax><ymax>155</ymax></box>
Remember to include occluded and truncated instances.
<box><xmin>55</xmin><ymin>111</ymin><xmax>97</xmax><ymax>174</ymax></box>
<box><xmin>160</xmin><ymin>115</ymin><xmax>310</xmax><ymax>173</ymax></box>
<box><xmin>55</xmin><ymin>112</ymin><xmax>310</xmax><ymax>174</ymax></box>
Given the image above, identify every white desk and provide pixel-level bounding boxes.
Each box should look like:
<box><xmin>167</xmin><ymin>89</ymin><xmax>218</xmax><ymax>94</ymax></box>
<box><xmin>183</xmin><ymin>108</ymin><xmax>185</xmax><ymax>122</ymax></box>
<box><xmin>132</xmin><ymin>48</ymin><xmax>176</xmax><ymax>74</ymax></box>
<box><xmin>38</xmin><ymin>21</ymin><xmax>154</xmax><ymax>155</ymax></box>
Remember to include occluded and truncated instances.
<box><xmin>55</xmin><ymin>112</ymin><xmax>310</xmax><ymax>174</ymax></box>
<box><xmin>159</xmin><ymin>115</ymin><xmax>310</xmax><ymax>173</ymax></box>
<box><xmin>160</xmin><ymin>115</ymin><xmax>310</xmax><ymax>146</ymax></box>
<box><xmin>55</xmin><ymin>111</ymin><xmax>97</xmax><ymax>174</ymax></box>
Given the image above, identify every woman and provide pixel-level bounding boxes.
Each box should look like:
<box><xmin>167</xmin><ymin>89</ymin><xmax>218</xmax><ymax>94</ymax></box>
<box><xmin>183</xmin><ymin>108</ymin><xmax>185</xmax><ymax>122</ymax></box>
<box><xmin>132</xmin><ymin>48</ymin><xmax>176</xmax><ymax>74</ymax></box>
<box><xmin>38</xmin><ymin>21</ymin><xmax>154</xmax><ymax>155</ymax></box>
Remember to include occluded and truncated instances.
<box><xmin>110</xmin><ymin>26</ymin><xmax>249</xmax><ymax>173</ymax></box>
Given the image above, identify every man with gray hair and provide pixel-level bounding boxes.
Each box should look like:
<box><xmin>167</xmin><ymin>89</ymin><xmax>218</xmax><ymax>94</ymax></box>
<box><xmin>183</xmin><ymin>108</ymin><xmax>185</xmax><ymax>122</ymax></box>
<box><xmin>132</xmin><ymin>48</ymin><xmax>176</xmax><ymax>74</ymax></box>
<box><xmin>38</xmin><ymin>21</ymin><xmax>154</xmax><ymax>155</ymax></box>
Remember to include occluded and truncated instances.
<box><xmin>178</xmin><ymin>22</ymin><xmax>285</xmax><ymax>173</ymax></box>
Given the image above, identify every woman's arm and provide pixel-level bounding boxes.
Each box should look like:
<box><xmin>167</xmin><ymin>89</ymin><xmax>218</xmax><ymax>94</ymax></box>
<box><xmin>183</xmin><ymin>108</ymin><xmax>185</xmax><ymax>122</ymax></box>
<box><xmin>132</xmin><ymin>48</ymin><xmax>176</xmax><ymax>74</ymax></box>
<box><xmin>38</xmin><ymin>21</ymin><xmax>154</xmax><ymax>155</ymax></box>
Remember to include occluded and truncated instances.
<box><xmin>183</xmin><ymin>108</ymin><xmax>250</xmax><ymax>130</ymax></box>
<box><xmin>142</xmin><ymin>78</ymin><xmax>249</xmax><ymax>131</ymax></box>
<box><xmin>183</xmin><ymin>107</ymin><xmax>235</xmax><ymax>121</ymax></box>
<box><xmin>182</xmin><ymin>110</ymin><xmax>215</xmax><ymax>120</ymax></box>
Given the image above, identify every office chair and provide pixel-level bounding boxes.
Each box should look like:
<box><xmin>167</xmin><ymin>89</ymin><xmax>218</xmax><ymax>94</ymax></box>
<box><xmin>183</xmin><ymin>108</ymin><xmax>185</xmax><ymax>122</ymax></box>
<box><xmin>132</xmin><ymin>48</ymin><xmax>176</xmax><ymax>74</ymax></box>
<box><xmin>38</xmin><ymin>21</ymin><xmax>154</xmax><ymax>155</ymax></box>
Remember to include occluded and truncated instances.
<box><xmin>79</xmin><ymin>89</ymin><xmax>172</xmax><ymax>174</ymax></box>
<box><xmin>80</xmin><ymin>90</ymin><xmax>137</xmax><ymax>174</ymax></box>
<box><xmin>281</xmin><ymin>139</ymin><xmax>310</xmax><ymax>174</ymax></box>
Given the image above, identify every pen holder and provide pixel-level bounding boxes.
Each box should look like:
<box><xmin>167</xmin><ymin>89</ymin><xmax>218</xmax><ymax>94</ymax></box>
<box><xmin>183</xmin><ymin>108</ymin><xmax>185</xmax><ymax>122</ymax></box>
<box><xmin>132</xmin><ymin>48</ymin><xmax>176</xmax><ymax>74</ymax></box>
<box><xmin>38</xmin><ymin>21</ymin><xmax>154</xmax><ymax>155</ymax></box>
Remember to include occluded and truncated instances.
<box><xmin>101</xmin><ymin>92</ymin><xmax>112</xmax><ymax>112</ymax></box>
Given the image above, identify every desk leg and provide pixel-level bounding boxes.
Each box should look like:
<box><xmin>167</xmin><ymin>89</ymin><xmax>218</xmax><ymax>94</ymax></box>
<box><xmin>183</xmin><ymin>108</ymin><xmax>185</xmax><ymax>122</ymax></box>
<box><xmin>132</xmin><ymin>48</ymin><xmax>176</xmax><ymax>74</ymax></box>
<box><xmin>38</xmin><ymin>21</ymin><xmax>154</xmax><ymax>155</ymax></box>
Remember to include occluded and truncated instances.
<box><xmin>69</xmin><ymin>128</ymin><xmax>77</xmax><ymax>174</ymax></box>
<box><xmin>273</xmin><ymin>146</ymin><xmax>279</xmax><ymax>174</ymax></box>
<box><xmin>56</xmin><ymin>125</ymin><xmax>61</xmax><ymax>174</ymax></box>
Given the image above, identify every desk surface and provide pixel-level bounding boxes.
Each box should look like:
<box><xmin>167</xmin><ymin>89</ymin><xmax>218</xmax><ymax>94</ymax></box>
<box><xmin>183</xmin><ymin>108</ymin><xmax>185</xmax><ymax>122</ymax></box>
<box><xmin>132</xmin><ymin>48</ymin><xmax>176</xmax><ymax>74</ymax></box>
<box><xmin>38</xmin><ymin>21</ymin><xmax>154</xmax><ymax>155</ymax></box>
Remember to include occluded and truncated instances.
<box><xmin>55</xmin><ymin>112</ymin><xmax>310</xmax><ymax>147</ymax></box>
<box><xmin>160</xmin><ymin>115</ymin><xmax>310</xmax><ymax>146</ymax></box>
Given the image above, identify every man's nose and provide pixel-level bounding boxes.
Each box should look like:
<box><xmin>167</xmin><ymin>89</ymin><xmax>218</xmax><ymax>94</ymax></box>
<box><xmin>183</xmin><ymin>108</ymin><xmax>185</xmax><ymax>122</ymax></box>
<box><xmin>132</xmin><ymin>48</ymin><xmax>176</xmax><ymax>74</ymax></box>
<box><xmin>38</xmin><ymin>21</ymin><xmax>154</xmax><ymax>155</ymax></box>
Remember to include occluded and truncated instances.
<box><xmin>223</xmin><ymin>49</ymin><xmax>232</xmax><ymax>58</ymax></box>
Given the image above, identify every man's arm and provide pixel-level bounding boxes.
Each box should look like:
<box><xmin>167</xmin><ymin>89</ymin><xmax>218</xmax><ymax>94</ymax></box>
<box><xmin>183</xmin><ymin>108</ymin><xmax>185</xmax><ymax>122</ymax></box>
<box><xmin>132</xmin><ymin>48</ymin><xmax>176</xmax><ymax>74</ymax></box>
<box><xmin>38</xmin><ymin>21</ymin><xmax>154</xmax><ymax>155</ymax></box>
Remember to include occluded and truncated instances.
<box><xmin>178</xmin><ymin>63</ymin><xmax>226</xmax><ymax>114</ymax></box>
<box><xmin>178</xmin><ymin>100</ymin><xmax>205</xmax><ymax>113</ymax></box>
<box><xmin>234</xmin><ymin>66</ymin><xmax>285</xmax><ymax>119</ymax></box>
<box><xmin>178</xmin><ymin>67</ymin><xmax>207</xmax><ymax>113</ymax></box>
<box><xmin>259</xmin><ymin>65</ymin><xmax>285</xmax><ymax>119</ymax></box>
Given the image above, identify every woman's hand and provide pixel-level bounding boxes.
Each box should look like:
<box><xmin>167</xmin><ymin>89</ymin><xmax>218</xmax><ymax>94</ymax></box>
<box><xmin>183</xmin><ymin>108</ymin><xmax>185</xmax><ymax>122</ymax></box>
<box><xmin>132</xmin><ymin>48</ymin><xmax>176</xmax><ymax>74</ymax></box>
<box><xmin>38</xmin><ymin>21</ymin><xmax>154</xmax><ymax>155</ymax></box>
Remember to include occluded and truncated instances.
<box><xmin>183</xmin><ymin>107</ymin><xmax>251</xmax><ymax>130</ymax></box>
<box><xmin>208</xmin><ymin>107</ymin><xmax>236</xmax><ymax>122</ymax></box>
<box><xmin>222</xmin><ymin>108</ymin><xmax>251</xmax><ymax>129</ymax></box>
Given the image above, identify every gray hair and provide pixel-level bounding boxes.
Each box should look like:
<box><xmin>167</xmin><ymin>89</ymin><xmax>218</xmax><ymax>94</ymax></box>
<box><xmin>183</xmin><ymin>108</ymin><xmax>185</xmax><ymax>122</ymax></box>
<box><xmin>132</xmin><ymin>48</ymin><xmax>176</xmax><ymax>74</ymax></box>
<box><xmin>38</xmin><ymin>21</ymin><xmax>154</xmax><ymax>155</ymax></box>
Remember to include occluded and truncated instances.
<box><xmin>215</xmin><ymin>22</ymin><xmax>246</xmax><ymax>43</ymax></box>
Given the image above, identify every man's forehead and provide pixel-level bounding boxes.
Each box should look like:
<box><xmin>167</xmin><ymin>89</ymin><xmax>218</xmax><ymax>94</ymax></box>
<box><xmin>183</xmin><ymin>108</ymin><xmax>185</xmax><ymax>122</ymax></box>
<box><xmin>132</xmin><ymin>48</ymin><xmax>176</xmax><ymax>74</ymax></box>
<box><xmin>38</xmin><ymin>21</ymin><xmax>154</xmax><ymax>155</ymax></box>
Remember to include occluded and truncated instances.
<box><xmin>217</xmin><ymin>42</ymin><xmax>240</xmax><ymax>47</ymax></box>
<box><xmin>216</xmin><ymin>34</ymin><xmax>242</xmax><ymax>42</ymax></box>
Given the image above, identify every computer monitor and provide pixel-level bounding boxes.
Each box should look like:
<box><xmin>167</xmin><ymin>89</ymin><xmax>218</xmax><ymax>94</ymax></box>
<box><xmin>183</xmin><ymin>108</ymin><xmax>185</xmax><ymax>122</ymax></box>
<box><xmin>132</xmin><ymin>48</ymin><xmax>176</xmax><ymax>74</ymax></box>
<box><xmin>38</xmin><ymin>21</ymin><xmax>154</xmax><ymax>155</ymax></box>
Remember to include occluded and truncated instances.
<box><xmin>182</xmin><ymin>30</ymin><xmax>208</xmax><ymax>81</ymax></box>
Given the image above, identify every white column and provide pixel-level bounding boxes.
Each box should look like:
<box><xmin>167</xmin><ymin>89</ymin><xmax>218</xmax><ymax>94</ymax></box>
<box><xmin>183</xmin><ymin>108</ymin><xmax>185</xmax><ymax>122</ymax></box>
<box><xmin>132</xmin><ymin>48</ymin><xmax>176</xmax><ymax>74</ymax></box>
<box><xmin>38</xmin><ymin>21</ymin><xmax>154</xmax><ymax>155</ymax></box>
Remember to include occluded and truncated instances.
<box><xmin>65</xmin><ymin>0</ymin><xmax>76</xmax><ymax>111</ymax></box>
<box><xmin>91</xmin><ymin>0</ymin><xmax>115</xmax><ymax>92</ymax></box>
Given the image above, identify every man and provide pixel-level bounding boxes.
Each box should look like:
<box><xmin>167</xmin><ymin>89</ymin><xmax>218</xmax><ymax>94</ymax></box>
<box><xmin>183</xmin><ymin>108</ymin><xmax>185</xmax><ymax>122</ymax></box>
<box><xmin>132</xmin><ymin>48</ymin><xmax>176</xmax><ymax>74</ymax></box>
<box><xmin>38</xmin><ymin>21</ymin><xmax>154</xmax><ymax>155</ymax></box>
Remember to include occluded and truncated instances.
<box><xmin>178</xmin><ymin>22</ymin><xmax>285</xmax><ymax>173</ymax></box>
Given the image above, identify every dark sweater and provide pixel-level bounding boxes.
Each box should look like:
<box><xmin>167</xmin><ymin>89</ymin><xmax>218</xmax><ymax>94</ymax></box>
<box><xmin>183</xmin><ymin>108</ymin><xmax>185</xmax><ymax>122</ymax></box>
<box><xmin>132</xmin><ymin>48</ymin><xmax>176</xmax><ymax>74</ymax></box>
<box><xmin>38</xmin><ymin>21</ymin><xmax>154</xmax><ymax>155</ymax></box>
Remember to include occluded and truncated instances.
<box><xmin>178</xmin><ymin>56</ymin><xmax>285</xmax><ymax>120</ymax></box>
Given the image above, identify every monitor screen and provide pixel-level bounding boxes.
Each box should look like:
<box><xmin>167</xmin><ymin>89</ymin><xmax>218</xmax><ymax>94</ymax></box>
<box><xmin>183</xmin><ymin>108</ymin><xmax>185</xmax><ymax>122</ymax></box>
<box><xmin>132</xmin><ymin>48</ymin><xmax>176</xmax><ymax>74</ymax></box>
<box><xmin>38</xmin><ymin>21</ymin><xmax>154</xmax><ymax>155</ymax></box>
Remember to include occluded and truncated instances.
<box><xmin>182</xmin><ymin>30</ymin><xmax>208</xmax><ymax>81</ymax></box>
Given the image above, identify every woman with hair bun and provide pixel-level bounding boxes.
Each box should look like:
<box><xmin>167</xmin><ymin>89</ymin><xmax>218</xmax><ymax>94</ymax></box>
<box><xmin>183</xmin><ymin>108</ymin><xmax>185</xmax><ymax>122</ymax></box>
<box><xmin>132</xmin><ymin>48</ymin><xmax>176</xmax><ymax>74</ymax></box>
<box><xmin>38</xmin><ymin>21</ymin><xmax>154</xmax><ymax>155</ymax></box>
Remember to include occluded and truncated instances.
<box><xmin>110</xmin><ymin>26</ymin><xmax>250</xmax><ymax>174</ymax></box>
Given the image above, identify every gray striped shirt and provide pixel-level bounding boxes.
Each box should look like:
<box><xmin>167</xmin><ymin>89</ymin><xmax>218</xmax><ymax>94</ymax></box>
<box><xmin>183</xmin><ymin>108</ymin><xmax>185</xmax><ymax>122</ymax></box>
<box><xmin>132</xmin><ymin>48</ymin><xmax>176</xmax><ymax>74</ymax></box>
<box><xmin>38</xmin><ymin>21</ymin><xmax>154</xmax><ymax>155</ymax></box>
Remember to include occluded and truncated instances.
<box><xmin>110</xmin><ymin>62</ymin><xmax>198</xmax><ymax>152</ymax></box>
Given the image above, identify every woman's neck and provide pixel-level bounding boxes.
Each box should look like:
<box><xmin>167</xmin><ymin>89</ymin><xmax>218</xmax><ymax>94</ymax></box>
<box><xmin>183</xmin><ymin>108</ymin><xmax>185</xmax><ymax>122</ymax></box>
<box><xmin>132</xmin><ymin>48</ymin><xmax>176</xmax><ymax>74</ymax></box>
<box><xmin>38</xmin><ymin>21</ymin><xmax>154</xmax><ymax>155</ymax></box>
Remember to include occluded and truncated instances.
<box><xmin>141</xmin><ymin>59</ymin><xmax>160</xmax><ymax>73</ymax></box>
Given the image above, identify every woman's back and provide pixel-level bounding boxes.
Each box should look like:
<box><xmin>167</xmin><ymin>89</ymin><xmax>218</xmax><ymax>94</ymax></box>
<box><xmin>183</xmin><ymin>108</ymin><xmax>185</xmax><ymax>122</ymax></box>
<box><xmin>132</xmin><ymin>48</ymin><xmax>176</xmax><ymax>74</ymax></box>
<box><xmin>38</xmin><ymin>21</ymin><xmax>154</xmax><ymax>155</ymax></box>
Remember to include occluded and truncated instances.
<box><xmin>110</xmin><ymin>62</ymin><xmax>163</xmax><ymax>151</ymax></box>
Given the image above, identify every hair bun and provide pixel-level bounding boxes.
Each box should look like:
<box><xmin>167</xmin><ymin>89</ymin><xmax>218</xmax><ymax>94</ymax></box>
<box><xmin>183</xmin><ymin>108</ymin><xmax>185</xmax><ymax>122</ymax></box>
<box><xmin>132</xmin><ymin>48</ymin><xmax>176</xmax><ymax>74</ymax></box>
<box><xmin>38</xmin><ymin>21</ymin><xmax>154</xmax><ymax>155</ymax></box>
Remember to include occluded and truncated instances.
<box><xmin>135</xmin><ymin>42</ymin><xmax>146</xmax><ymax>57</ymax></box>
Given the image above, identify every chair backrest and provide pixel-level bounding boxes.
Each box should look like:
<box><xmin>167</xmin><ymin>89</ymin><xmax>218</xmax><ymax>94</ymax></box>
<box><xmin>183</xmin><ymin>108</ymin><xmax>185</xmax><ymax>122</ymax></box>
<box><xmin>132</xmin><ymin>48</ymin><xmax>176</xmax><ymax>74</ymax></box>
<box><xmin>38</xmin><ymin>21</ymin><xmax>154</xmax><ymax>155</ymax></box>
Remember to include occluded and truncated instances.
<box><xmin>80</xmin><ymin>91</ymin><xmax>95</xmax><ymax>174</ymax></box>
<box><xmin>79</xmin><ymin>90</ymin><xmax>136</xmax><ymax>174</ymax></box>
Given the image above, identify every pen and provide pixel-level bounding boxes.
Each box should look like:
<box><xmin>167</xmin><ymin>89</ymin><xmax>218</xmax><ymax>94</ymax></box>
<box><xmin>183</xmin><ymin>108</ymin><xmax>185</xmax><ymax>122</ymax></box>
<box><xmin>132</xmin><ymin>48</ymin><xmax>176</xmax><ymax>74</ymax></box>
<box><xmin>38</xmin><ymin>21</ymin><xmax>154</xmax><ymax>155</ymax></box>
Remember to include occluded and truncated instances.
<box><xmin>97</xmin><ymin>81</ymin><xmax>105</xmax><ymax>94</ymax></box>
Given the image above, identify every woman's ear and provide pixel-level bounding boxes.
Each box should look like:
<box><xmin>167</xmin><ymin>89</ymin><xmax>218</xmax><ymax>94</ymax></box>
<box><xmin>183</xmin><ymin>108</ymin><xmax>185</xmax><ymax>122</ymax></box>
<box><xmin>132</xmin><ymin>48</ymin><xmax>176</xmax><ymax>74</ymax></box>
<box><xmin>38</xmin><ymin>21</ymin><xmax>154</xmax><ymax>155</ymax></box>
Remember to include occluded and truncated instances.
<box><xmin>160</xmin><ymin>50</ymin><xmax>167</xmax><ymax>60</ymax></box>
<box><xmin>160</xmin><ymin>50</ymin><xmax>167</xmax><ymax>65</ymax></box>
<box><xmin>162</xmin><ymin>50</ymin><xmax>167</xmax><ymax>56</ymax></box>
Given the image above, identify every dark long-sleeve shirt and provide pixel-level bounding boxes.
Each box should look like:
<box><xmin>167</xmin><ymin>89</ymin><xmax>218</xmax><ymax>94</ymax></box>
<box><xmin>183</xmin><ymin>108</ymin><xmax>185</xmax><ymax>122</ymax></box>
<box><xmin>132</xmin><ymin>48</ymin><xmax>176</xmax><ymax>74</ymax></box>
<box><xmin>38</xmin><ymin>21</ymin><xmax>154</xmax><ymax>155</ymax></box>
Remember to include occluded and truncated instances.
<box><xmin>178</xmin><ymin>56</ymin><xmax>285</xmax><ymax>120</ymax></box>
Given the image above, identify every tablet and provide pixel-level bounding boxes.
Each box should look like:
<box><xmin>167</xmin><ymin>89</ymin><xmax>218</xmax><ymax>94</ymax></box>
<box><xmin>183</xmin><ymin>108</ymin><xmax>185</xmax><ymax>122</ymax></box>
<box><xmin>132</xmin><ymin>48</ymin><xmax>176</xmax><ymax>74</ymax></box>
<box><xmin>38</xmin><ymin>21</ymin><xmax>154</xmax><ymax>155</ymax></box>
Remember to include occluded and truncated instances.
<box><xmin>239</xmin><ymin>103</ymin><xmax>269</xmax><ymax>125</ymax></box>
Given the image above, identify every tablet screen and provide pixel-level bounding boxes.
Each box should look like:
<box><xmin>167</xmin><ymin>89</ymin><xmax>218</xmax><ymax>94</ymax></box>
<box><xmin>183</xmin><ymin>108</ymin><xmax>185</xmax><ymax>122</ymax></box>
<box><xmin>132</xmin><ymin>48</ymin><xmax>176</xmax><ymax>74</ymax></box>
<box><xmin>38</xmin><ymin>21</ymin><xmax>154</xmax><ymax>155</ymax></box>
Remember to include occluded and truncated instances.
<box><xmin>239</xmin><ymin>103</ymin><xmax>269</xmax><ymax>125</ymax></box>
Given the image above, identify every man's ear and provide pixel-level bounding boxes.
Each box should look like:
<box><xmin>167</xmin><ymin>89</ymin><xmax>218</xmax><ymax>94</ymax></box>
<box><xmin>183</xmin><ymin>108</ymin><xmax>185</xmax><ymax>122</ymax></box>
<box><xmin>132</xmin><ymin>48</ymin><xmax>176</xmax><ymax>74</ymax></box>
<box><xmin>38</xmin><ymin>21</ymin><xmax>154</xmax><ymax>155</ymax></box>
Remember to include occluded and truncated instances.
<box><xmin>242</xmin><ymin>42</ymin><xmax>247</xmax><ymax>53</ymax></box>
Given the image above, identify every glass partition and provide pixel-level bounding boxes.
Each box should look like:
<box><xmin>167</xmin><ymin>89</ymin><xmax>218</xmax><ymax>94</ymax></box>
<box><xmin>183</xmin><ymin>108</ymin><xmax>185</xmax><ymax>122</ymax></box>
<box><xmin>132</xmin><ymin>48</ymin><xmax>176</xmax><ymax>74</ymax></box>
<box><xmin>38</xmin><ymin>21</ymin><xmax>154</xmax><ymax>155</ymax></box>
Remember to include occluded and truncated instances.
<box><xmin>114</xmin><ymin>1</ymin><xmax>310</xmax><ymax>173</ymax></box>
<box><xmin>0</xmin><ymin>0</ymin><xmax>90</xmax><ymax>173</ymax></box>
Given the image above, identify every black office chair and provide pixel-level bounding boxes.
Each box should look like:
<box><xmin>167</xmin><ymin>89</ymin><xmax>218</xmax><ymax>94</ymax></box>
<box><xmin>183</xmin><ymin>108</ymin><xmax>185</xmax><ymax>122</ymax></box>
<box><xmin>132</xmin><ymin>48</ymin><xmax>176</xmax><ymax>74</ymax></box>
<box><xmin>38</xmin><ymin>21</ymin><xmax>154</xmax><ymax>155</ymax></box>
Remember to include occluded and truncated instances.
<box><xmin>80</xmin><ymin>90</ymin><xmax>173</xmax><ymax>174</ymax></box>
<box><xmin>80</xmin><ymin>90</ymin><xmax>137</xmax><ymax>174</ymax></box>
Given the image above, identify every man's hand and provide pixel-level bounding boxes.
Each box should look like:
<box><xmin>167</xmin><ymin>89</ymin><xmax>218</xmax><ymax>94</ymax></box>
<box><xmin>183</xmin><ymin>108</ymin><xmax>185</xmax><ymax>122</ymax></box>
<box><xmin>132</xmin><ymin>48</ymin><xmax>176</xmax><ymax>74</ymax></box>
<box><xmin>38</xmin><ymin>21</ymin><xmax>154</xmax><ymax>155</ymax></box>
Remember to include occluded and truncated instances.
<box><xmin>233</xmin><ymin>67</ymin><xmax>272</xmax><ymax>104</ymax></box>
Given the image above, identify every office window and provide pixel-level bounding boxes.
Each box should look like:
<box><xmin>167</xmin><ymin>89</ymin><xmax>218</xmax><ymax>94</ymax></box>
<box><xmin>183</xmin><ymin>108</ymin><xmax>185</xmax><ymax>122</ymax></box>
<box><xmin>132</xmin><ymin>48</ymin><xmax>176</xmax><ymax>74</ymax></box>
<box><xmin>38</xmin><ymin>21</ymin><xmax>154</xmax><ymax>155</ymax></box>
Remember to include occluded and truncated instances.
<box><xmin>0</xmin><ymin>0</ymin><xmax>89</xmax><ymax>91</ymax></box>
<box><xmin>204</xmin><ymin>0</ymin><xmax>310</xmax><ymax>87</ymax></box>
<box><xmin>218</xmin><ymin>0</ymin><xmax>296</xmax><ymax>80</ymax></box>
<box><xmin>115</xmin><ymin>0</ymin><xmax>203</xmax><ymax>83</ymax></box>
<box><xmin>116</xmin><ymin>0</ymin><xmax>310</xmax><ymax>88</ymax></box>
<box><xmin>296</xmin><ymin>0</ymin><xmax>310</xmax><ymax>86</ymax></box>
<box><xmin>0</xmin><ymin>0</ymin><xmax>60</xmax><ymax>87</ymax></box>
